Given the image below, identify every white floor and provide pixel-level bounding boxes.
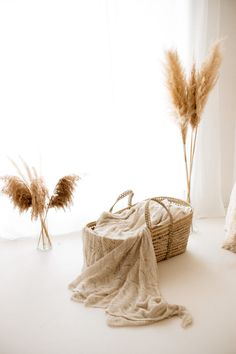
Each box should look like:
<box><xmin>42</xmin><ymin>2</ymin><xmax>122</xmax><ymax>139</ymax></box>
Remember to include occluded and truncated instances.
<box><xmin>0</xmin><ymin>218</ymin><xmax>235</xmax><ymax>354</ymax></box>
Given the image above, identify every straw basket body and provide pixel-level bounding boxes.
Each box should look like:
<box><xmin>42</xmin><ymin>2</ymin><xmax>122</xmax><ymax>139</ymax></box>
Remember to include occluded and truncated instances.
<box><xmin>85</xmin><ymin>191</ymin><xmax>193</xmax><ymax>263</ymax></box>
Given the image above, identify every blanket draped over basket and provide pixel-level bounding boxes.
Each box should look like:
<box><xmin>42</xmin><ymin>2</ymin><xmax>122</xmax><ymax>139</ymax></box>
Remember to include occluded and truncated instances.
<box><xmin>69</xmin><ymin>197</ymin><xmax>192</xmax><ymax>328</ymax></box>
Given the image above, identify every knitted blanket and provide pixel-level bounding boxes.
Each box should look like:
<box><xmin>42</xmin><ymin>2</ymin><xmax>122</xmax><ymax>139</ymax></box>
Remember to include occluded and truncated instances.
<box><xmin>69</xmin><ymin>201</ymin><xmax>192</xmax><ymax>328</ymax></box>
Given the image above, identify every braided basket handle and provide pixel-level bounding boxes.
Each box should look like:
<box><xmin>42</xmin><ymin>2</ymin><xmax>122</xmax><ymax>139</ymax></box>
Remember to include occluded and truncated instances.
<box><xmin>145</xmin><ymin>198</ymin><xmax>174</xmax><ymax>260</ymax></box>
<box><xmin>145</xmin><ymin>198</ymin><xmax>173</xmax><ymax>230</ymax></box>
<box><xmin>145</xmin><ymin>198</ymin><xmax>174</xmax><ymax>259</ymax></box>
<box><xmin>109</xmin><ymin>190</ymin><xmax>134</xmax><ymax>213</ymax></box>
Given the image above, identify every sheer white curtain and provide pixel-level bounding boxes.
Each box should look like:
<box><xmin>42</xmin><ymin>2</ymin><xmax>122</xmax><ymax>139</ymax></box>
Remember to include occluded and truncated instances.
<box><xmin>191</xmin><ymin>0</ymin><xmax>236</xmax><ymax>218</ymax></box>
<box><xmin>190</xmin><ymin>0</ymin><xmax>225</xmax><ymax>217</ymax></box>
<box><xmin>0</xmin><ymin>0</ymin><xmax>227</xmax><ymax>239</ymax></box>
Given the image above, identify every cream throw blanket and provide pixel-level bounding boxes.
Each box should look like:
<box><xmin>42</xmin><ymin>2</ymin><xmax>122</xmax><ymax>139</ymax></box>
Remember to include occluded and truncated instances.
<box><xmin>69</xmin><ymin>200</ymin><xmax>192</xmax><ymax>328</ymax></box>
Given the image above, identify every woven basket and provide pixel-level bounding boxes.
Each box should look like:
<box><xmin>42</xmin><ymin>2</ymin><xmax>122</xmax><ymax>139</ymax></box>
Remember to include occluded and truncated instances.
<box><xmin>86</xmin><ymin>190</ymin><xmax>193</xmax><ymax>263</ymax></box>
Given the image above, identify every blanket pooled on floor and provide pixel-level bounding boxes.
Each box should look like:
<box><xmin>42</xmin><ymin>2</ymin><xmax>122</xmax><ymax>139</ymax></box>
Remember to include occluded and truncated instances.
<box><xmin>69</xmin><ymin>200</ymin><xmax>192</xmax><ymax>328</ymax></box>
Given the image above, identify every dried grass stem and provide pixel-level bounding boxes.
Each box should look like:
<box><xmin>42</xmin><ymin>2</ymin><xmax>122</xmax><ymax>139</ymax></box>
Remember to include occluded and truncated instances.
<box><xmin>165</xmin><ymin>42</ymin><xmax>222</xmax><ymax>203</ymax></box>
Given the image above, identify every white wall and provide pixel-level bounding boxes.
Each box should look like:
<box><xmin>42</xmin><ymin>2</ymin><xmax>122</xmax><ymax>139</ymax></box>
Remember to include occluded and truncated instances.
<box><xmin>0</xmin><ymin>0</ymin><xmax>190</xmax><ymax>237</ymax></box>
<box><xmin>219</xmin><ymin>0</ymin><xmax>236</xmax><ymax>206</ymax></box>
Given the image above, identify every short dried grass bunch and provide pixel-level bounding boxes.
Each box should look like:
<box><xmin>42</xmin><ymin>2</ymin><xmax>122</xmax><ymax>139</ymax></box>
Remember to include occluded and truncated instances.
<box><xmin>165</xmin><ymin>42</ymin><xmax>222</xmax><ymax>203</ymax></box>
<box><xmin>1</xmin><ymin>158</ymin><xmax>80</xmax><ymax>247</ymax></box>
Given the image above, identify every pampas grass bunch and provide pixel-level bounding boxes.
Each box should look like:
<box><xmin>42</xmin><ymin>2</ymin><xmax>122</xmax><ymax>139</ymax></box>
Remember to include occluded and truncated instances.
<box><xmin>165</xmin><ymin>42</ymin><xmax>222</xmax><ymax>203</ymax></box>
<box><xmin>1</xmin><ymin>158</ymin><xmax>80</xmax><ymax>250</ymax></box>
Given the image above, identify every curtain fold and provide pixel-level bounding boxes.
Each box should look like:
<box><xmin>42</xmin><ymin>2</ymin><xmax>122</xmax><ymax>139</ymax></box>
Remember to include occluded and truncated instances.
<box><xmin>189</xmin><ymin>0</ymin><xmax>225</xmax><ymax>217</ymax></box>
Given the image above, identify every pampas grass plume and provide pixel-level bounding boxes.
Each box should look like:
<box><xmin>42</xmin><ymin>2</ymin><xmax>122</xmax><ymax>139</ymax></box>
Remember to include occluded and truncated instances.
<box><xmin>196</xmin><ymin>42</ymin><xmax>222</xmax><ymax>119</ymax></box>
<box><xmin>30</xmin><ymin>178</ymin><xmax>48</xmax><ymax>220</ymax></box>
<box><xmin>165</xmin><ymin>50</ymin><xmax>189</xmax><ymax>143</ymax></box>
<box><xmin>1</xmin><ymin>176</ymin><xmax>32</xmax><ymax>212</ymax></box>
<box><xmin>187</xmin><ymin>64</ymin><xmax>198</xmax><ymax>128</ymax></box>
<box><xmin>49</xmin><ymin>175</ymin><xmax>80</xmax><ymax>210</ymax></box>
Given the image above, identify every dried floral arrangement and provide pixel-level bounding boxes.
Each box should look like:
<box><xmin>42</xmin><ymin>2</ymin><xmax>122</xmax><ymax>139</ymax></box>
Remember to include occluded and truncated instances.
<box><xmin>165</xmin><ymin>42</ymin><xmax>222</xmax><ymax>203</ymax></box>
<box><xmin>1</xmin><ymin>158</ymin><xmax>80</xmax><ymax>250</ymax></box>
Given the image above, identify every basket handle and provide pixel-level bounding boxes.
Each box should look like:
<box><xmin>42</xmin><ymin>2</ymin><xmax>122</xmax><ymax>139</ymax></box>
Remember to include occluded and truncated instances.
<box><xmin>109</xmin><ymin>190</ymin><xmax>134</xmax><ymax>213</ymax></box>
<box><xmin>145</xmin><ymin>198</ymin><xmax>174</xmax><ymax>259</ymax></box>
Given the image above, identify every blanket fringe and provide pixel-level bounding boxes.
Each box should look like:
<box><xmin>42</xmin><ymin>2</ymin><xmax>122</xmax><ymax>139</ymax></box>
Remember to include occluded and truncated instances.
<box><xmin>179</xmin><ymin>307</ymin><xmax>193</xmax><ymax>328</ymax></box>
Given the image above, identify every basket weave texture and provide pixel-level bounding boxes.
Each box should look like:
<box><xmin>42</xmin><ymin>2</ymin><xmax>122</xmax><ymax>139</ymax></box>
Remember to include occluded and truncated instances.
<box><xmin>86</xmin><ymin>190</ymin><xmax>193</xmax><ymax>263</ymax></box>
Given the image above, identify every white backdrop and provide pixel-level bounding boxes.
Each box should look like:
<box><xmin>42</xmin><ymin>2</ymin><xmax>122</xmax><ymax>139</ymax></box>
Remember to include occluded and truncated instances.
<box><xmin>0</xmin><ymin>0</ymin><xmax>211</xmax><ymax>238</ymax></box>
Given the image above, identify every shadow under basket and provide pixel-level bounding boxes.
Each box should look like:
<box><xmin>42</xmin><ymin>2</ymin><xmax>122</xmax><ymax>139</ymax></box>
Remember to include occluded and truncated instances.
<box><xmin>86</xmin><ymin>191</ymin><xmax>193</xmax><ymax>263</ymax></box>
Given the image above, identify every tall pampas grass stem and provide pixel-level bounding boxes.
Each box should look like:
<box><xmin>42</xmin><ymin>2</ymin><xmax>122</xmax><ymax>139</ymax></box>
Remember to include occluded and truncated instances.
<box><xmin>165</xmin><ymin>41</ymin><xmax>222</xmax><ymax>203</ymax></box>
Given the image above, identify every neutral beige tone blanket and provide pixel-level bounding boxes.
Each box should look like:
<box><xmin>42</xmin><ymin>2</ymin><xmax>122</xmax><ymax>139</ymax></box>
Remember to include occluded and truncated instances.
<box><xmin>69</xmin><ymin>200</ymin><xmax>192</xmax><ymax>328</ymax></box>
